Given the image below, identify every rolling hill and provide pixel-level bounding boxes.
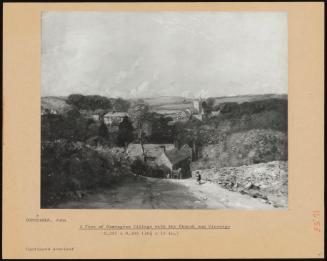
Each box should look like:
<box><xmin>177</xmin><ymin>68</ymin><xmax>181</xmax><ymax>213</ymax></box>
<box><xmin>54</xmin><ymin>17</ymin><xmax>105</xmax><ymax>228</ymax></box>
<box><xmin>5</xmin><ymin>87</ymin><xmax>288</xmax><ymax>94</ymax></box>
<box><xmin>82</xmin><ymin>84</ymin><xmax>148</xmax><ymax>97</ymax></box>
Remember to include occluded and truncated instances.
<box><xmin>41</xmin><ymin>93</ymin><xmax>287</xmax><ymax>116</ymax></box>
<box><xmin>209</xmin><ymin>93</ymin><xmax>287</xmax><ymax>107</ymax></box>
<box><xmin>41</xmin><ymin>96</ymin><xmax>72</xmax><ymax>113</ymax></box>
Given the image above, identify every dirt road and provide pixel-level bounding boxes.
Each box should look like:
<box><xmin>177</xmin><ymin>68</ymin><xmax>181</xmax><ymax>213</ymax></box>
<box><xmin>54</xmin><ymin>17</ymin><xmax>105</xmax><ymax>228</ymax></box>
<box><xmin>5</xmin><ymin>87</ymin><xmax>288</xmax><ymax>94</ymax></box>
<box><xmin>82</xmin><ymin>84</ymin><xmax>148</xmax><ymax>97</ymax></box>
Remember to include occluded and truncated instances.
<box><xmin>55</xmin><ymin>176</ymin><xmax>275</xmax><ymax>209</ymax></box>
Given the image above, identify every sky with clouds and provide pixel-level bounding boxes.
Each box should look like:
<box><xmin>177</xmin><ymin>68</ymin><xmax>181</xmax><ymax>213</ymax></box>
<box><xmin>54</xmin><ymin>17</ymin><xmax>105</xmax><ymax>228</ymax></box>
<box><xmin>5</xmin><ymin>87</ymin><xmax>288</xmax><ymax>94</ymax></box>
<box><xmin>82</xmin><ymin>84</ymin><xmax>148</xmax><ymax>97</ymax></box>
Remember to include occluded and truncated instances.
<box><xmin>42</xmin><ymin>11</ymin><xmax>287</xmax><ymax>98</ymax></box>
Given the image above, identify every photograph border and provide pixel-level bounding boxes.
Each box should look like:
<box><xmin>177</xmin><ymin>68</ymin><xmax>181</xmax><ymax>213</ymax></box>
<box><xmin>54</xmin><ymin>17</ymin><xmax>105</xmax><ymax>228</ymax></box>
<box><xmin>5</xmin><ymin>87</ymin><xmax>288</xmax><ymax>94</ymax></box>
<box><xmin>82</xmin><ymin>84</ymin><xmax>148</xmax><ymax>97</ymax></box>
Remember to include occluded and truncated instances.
<box><xmin>3</xmin><ymin>2</ymin><xmax>324</xmax><ymax>259</ymax></box>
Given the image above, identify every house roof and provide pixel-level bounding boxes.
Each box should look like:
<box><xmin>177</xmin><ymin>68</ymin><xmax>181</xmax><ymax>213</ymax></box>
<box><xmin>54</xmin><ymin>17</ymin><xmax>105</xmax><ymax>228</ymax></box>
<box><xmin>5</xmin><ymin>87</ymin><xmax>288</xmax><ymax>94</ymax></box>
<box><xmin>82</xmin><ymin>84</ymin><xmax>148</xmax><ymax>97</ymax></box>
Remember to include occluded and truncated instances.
<box><xmin>104</xmin><ymin>112</ymin><xmax>128</xmax><ymax>118</ymax></box>
<box><xmin>165</xmin><ymin>147</ymin><xmax>191</xmax><ymax>165</ymax></box>
<box><xmin>144</xmin><ymin>144</ymin><xmax>174</xmax><ymax>158</ymax></box>
<box><xmin>94</xmin><ymin>109</ymin><xmax>108</xmax><ymax>115</ymax></box>
<box><xmin>126</xmin><ymin>143</ymin><xmax>175</xmax><ymax>159</ymax></box>
<box><xmin>126</xmin><ymin>143</ymin><xmax>143</xmax><ymax>157</ymax></box>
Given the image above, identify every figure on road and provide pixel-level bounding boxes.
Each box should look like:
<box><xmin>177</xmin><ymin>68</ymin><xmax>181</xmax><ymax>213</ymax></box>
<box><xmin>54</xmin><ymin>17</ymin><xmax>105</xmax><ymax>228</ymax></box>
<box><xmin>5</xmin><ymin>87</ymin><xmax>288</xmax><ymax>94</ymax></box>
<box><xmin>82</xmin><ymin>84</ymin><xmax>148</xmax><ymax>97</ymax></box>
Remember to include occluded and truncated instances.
<box><xmin>196</xmin><ymin>171</ymin><xmax>202</xmax><ymax>185</ymax></box>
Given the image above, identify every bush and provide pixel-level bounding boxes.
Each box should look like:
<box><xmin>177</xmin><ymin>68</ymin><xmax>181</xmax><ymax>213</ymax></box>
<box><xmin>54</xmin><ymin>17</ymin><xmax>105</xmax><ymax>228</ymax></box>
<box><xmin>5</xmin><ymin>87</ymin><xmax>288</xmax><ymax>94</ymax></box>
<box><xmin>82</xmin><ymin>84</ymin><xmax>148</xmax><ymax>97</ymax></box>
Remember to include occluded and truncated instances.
<box><xmin>41</xmin><ymin>140</ymin><xmax>119</xmax><ymax>207</ymax></box>
<box><xmin>41</xmin><ymin>109</ymin><xmax>91</xmax><ymax>142</ymax></box>
<box><xmin>117</xmin><ymin>116</ymin><xmax>135</xmax><ymax>147</ymax></box>
<box><xmin>130</xmin><ymin>159</ymin><xmax>147</xmax><ymax>176</ymax></box>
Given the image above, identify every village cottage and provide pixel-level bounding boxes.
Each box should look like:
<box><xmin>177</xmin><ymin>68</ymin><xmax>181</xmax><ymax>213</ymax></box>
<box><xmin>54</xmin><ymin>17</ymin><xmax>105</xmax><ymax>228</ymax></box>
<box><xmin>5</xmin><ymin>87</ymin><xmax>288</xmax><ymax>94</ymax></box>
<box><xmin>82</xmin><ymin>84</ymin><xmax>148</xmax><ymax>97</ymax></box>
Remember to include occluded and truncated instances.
<box><xmin>126</xmin><ymin>143</ymin><xmax>174</xmax><ymax>162</ymax></box>
<box><xmin>103</xmin><ymin>112</ymin><xmax>129</xmax><ymax>133</ymax></box>
<box><xmin>126</xmin><ymin>143</ymin><xmax>192</xmax><ymax>179</ymax></box>
<box><xmin>41</xmin><ymin>108</ymin><xmax>58</xmax><ymax>115</ymax></box>
<box><xmin>155</xmin><ymin>144</ymin><xmax>192</xmax><ymax>179</ymax></box>
<box><xmin>104</xmin><ymin>111</ymin><xmax>129</xmax><ymax>126</ymax></box>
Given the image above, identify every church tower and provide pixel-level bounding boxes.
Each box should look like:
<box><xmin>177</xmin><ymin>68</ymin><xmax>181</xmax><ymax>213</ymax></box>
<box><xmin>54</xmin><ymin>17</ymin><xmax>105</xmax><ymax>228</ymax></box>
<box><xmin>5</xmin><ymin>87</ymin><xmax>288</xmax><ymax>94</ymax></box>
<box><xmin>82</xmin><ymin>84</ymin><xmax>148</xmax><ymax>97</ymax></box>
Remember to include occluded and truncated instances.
<box><xmin>193</xmin><ymin>98</ymin><xmax>203</xmax><ymax>114</ymax></box>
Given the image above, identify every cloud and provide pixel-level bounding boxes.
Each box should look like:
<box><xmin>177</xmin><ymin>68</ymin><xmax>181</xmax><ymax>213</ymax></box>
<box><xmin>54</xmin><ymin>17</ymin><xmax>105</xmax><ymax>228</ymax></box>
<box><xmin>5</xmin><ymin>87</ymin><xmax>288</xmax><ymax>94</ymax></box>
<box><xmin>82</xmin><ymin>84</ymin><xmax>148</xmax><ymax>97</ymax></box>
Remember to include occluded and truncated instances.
<box><xmin>130</xmin><ymin>57</ymin><xmax>144</xmax><ymax>73</ymax></box>
<box><xmin>152</xmin><ymin>72</ymin><xmax>158</xmax><ymax>80</ymax></box>
<box><xmin>114</xmin><ymin>57</ymin><xmax>144</xmax><ymax>85</ymax></box>
<box><xmin>195</xmin><ymin>89</ymin><xmax>210</xmax><ymax>98</ymax></box>
<box><xmin>115</xmin><ymin>71</ymin><xmax>128</xmax><ymax>82</ymax></box>
<box><xmin>130</xmin><ymin>81</ymin><xmax>150</xmax><ymax>98</ymax></box>
<box><xmin>181</xmin><ymin>90</ymin><xmax>194</xmax><ymax>98</ymax></box>
<box><xmin>42</xmin><ymin>12</ymin><xmax>288</xmax><ymax>98</ymax></box>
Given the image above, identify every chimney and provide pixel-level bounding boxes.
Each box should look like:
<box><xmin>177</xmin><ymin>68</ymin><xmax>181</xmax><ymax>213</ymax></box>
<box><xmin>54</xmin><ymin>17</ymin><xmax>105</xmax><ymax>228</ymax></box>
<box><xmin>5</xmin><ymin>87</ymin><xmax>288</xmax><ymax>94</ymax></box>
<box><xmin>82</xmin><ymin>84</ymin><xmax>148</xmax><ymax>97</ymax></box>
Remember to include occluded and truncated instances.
<box><xmin>160</xmin><ymin>145</ymin><xmax>166</xmax><ymax>153</ymax></box>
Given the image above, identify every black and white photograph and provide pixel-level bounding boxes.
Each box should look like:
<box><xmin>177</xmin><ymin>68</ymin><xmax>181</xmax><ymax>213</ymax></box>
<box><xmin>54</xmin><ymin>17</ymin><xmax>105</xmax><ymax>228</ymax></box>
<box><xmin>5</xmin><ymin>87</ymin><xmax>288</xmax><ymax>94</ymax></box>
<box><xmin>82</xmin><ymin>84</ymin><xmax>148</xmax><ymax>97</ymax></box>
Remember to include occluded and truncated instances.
<box><xmin>41</xmin><ymin>11</ymin><xmax>288</xmax><ymax>209</ymax></box>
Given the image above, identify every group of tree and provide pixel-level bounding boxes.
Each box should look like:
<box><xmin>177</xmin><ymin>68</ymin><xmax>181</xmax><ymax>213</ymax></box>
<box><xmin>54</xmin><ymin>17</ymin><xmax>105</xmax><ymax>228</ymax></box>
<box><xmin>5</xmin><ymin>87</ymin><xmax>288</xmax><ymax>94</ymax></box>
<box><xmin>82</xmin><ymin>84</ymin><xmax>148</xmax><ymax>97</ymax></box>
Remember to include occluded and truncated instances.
<box><xmin>147</xmin><ymin>113</ymin><xmax>174</xmax><ymax>144</ymax></box>
<box><xmin>205</xmin><ymin>98</ymin><xmax>287</xmax><ymax>116</ymax></box>
<box><xmin>67</xmin><ymin>94</ymin><xmax>112</xmax><ymax>110</ymax></box>
<box><xmin>41</xmin><ymin>139</ymin><xmax>122</xmax><ymax>207</ymax></box>
<box><xmin>172</xmin><ymin>117</ymin><xmax>203</xmax><ymax>160</ymax></box>
<box><xmin>42</xmin><ymin>109</ymin><xmax>90</xmax><ymax>142</ymax></box>
<box><xmin>66</xmin><ymin>94</ymin><xmax>131</xmax><ymax>112</ymax></box>
<box><xmin>112</xmin><ymin>98</ymin><xmax>131</xmax><ymax>112</ymax></box>
<box><xmin>201</xmin><ymin>98</ymin><xmax>215</xmax><ymax>113</ymax></box>
<box><xmin>44</xmin><ymin>95</ymin><xmax>287</xmax><ymax>151</ymax></box>
<box><xmin>42</xmin><ymin>107</ymin><xmax>114</xmax><ymax>146</ymax></box>
<box><xmin>117</xmin><ymin>116</ymin><xmax>134</xmax><ymax>147</ymax></box>
<box><xmin>116</xmin><ymin>111</ymin><xmax>176</xmax><ymax>148</ymax></box>
<box><xmin>204</xmin><ymin>98</ymin><xmax>288</xmax><ymax>132</ymax></box>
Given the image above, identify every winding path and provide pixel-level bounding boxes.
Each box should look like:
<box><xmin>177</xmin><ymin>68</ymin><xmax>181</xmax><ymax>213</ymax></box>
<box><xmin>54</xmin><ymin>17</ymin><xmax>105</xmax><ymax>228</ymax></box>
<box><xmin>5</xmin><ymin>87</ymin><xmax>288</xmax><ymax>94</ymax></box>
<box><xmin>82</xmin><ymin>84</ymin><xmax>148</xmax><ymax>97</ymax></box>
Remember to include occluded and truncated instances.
<box><xmin>55</xmin><ymin>176</ymin><xmax>274</xmax><ymax>209</ymax></box>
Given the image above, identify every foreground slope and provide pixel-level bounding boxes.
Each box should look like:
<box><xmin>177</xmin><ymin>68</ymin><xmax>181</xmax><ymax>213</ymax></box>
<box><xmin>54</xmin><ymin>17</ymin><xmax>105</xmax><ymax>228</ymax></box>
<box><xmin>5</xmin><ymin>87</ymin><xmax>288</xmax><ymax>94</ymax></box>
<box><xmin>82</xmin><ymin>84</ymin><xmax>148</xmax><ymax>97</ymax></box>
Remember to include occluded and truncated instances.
<box><xmin>54</xmin><ymin>175</ymin><xmax>274</xmax><ymax>209</ymax></box>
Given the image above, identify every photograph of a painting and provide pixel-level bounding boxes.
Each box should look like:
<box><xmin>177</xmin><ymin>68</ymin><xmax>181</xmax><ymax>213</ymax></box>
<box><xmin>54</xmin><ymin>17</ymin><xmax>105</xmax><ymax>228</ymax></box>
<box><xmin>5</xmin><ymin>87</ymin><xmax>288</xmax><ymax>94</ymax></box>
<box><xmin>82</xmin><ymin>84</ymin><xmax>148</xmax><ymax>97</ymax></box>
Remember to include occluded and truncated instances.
<box><xmin>41</xmin><ymin>11</ymin><xmax>288</xmax><ymax>209</ymax></box>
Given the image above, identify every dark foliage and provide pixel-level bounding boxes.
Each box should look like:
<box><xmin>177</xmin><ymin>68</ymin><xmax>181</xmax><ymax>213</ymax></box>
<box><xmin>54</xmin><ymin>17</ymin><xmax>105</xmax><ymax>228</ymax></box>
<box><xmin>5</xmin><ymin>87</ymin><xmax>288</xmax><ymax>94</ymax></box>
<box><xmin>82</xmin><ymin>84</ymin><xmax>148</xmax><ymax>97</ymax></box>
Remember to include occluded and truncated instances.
<box><xmin>205</xmin><ymin>97</ymin><xmax>215</xmax><ymax>112</ymax></box>
<box><xmin>130</xmin><ymin>159</ymin><xmax>165</xmax><ymax>178</ymax></box>
<box><xmin>172</xmin><ymin>117</ymin><xmax>203</xmax><ymax>159</ymax></box>
<box><xmin>130</xmin><ymin>159</ymin><xmax>147</xmax><ymax>176</ymax></box>
<box><xmin>98</xmin><ymin>122</ymin><xmax>109</xmax><ymax>140</ymax></box>
<box><xmin>113</xmin><ymin>98</ymin><xmax>131</xmax><ymax>112</ymax></box>
<box><xmin>148</xmin><ymin>114</ymin><xmax>174</xmax><ymax>143</ymax></box>
<box><xmin>117</xmin><ymin>116</ymin><xmax>135</xmax><ymax>147</ymax></box>
<box><xmin>41</xmin><ymin>140</ymin><xmax>118</xmax><ymax>207</ymax></box>
<box><xmin>41</xmin><ymin>109</ymin><xmax>90</xmax><ymax>141</ymax></box>
<box><xmin>67</xmin><ymin>94</ymin><xmax>112</xmax><ymax>110</ymax></box>
<box><xmin>207</xmin><ymin>98</ymin><xmax>288</xmax><ymax>132</ymax></box>
<box><xmin>42</xmin><ymin>109</ymin><xmax>113</xmax><ymax>147</ymax></box>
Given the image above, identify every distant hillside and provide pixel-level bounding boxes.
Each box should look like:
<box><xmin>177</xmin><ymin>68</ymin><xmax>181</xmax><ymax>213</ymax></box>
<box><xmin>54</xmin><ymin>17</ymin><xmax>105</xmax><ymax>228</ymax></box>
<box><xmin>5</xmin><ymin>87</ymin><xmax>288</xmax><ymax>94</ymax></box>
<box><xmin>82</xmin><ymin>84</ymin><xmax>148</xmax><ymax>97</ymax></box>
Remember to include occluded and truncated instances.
<box><xmin>143</xmin><ymin>96</ymin><xmax>192</xmax><ymax>106</ymax></box>
<box><xmin>42</xmin><ymin>93</ymin><xmax>287</xmax><ymax>116</ymax></box>
<box><xmin>203</xmin><ymin>97</ymin><xmax>288</xmax><ymax>133</ymax></box>
<box><xmin>209</xmin><ymin>94</ymin><xmax>287</xmax><ymax>107</ymax></box>
<box><xmin>41</xmin><ymin>96</ymin><xmax>72</xmax><ymax>113</ymax></box>
<box><xmin>142</xmin><ymin>96</ymin><xmax>194</xmax><ymax>114</ymax></box>
<box><xmin>142</xmin><ymin>94</ymin><xmax>287</xmax><ymax>115</ymax></box>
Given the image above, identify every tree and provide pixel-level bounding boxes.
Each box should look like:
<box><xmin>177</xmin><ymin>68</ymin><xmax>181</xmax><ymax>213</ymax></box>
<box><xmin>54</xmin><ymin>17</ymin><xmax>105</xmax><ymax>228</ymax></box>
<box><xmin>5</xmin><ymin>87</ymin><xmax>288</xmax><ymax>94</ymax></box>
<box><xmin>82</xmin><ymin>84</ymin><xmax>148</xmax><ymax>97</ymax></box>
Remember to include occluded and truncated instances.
<box><xmin>113</xmin><ymin>98</ymin><xmax>130</xmax><ymax>112</ymax></box>
<box><xmin>205</xmin><ymin>97</ymin><xmax>215</xmax><ymax>112</ymax></box>
<box><xmin>86</xmin><ymin>122</ymin><xmax>99</xmax><ymax>138</ymax></box>
<box><xmin>130</xmin><ymin>158</ymin><xmax>147</xmax><ymax>176</ymax></box>
<box><xmin>201</xmin><ymin>100</ymin><xmax>208</xmax><ymax>113</ymax></box>
<box><xmin>173</xmin><ymin>118</ymin><xmax>202</xmax><ymax>160</ymax></box>
<box><xmin>150</xmin><ymin>115</ymin><xmax>174</xmax><ymax>143</ymax></box>
<box><xmin>117</xmin><ymin>116</ymin><xmax>134</xmax><ymax>147</ymax></box>
<box><xmin>128</xmin><ymin>103</ymin><xmax>149</xmax><ymax>160</ymax></box>
<box><xmin>98</xmin><ymin>122</ymin><xmax>109</xmax><ymax>140</ymax></box>
<box><xmin>66</xmin><ymin>94</ymin><xmax>84</xmax><ymax>107</ymax></box>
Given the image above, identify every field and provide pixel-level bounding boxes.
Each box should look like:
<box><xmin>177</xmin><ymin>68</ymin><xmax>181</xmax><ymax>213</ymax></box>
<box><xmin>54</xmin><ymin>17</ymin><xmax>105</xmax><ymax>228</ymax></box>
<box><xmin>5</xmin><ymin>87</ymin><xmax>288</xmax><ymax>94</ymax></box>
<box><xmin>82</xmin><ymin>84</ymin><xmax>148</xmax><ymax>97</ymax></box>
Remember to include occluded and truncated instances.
<box><xmin>209</xmin><ymin>93</ymin><xmax>287</xmax><ymax>106</ymax></box>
